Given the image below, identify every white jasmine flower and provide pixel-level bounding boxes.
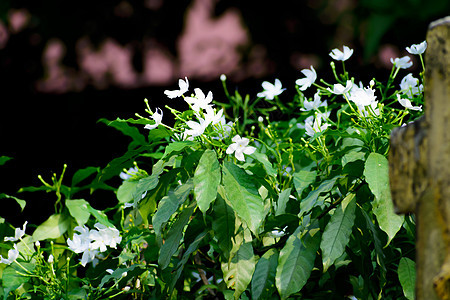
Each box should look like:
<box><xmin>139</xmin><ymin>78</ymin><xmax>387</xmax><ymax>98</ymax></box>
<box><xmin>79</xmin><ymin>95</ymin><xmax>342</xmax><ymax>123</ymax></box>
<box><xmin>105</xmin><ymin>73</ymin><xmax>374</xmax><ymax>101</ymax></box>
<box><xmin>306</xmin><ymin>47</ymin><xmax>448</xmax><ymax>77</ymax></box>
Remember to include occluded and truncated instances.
<box><xmin>119</xmin><ymin>166</ymin><xmax>139</xmax><ymax>181</ymax></box>
<box><xmin>257</xmin><ymin>79</ymin><xmax>285</xmax><ymax>100</ymax></box>
<box><xmin>204</xmin><ymin>106</ymin><xmax>223</xmax><ymax>125</ymax></box>
<box><xmin>80</xmin><ymin>247</ymin><xmax>99</xmax><ymax>267</ymax></box>
<box><xmin>184</xmin><ymin>88</ymin><xmax>213</xmax><ymax>112</ymax></box>
<box><xmin>406</xmin><ymin>41</ymin><xmax>427</xmax><ymax>55</ymax></box>
<box><xmin>4</xmin><ymin>221</ymin><xmax>27</xmax><ymax>242</ymax></box>
<box><xmin>397</xmin><ymin>94</ymin><xmax>422</xmax><ymax>111</ymax></box>
<box><xmin>0</xmin><ymin>244</ymin><xmax>19</xmax><ymax>265</ymax></box>
<box><xmin>144</xmin><ymin>108</ymin><xmax>163</xmax><ymax>130</ymax></box>
<box><xmin>164</xmin><ymin>77</ymin><xmax>189</xmax><ymax>99</ymax></box>
<box><xmin>305</xmin><ymin>116</ymin><xmax>330</xmax><ymax>137</ymax></box>
<box><xmin>390</xmin><ymin>56</ymin><xmax>413</xmax><ymax>69</ymax></box>
<box><xmin>270</xmin><ymin>226</ymin><xmax>288</xmax><ymax>238</ymax></box>
<box><xmin>349</xmin><ymin>85</ymin><xmax>377</xmax><ymax>108</ymax></box>
<box><xmin>400</xmin><ymin>73</ymin><xmax>423</xmax><ymax>98</ymax></box>
<box><xmin>301</xmin><ymin>91</ymin><xmax>327</xmax><ymax>111</ymax></box>
<box><xmin>185</xmin><ymin>117</ymin><xmax>209</xmax><ymax>138</ymax></box>
<box><xmin>296</xmin><ymin>66</ymin><xmax>317</xmax><ymax>91</ymax></box>
<box><xmin>328</xmin><ymin>80</ymin><xmax>352</xmax><ymax>95</ymax></box>
<box><xmin>329</xmin><ymin>45</ymin><xmax>353</xmax><ymax>61</ymax></box>
<box><xmin>226</xmin><ymin>135</ymin><xmax>256</xmax><ymax>162</ymax></box>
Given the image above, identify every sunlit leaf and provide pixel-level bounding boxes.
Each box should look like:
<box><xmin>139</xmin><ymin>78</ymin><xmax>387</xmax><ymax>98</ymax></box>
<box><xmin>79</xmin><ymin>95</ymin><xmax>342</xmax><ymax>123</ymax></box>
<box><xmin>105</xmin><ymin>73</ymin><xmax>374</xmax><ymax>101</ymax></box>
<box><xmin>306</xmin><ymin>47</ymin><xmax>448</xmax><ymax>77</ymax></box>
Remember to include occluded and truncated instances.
<box><xmin>364</xmin><ymin>153</ymin><xmax>404</xmax><ymax>245</ymax></box>
<box><xmin>32</xmin><ymin>213</ymin><xmax>71</xmax><ymax>241</ymax></box>
<box><xmin>398</xmin><ymin>257</ymin><xmax>415</xmax><ymax>300</ymax></box>
<box><xmin>194</xmin><ymin>150</ymin><xmax>220</xmax><ymax>213</ymax></box>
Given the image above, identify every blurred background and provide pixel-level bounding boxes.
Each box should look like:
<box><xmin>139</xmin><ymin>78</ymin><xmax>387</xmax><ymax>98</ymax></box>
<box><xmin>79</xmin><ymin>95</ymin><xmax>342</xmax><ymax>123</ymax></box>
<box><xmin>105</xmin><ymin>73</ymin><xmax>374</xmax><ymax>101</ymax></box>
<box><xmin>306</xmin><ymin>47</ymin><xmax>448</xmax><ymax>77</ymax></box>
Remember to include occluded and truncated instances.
<box><xmin>1</xmin><ymin>0</ymin><xmax>449</xmax><ymax>224</ymax></box>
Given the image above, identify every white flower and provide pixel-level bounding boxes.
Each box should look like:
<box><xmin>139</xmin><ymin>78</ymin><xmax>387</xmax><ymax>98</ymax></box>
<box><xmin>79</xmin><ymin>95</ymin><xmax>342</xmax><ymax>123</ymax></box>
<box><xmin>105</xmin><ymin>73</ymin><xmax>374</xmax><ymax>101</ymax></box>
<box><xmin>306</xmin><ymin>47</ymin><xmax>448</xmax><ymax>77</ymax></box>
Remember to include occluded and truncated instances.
<box><xmin>0</xmin><ymin>244</ymin><xmax>19</xmax><ymax>265</ymax></box>
<box><xmin>226</xmin><ymin>135</ymin><xmax>256</xmax><ymax>161</ymax></box>
<box><xmin>164</xmin><ymin>77</ymin><xmax>189</xmax><ymax>99</ymax></box>
<box><xmin>220</xmin><ymin>74</ymin><xmax>227</xmax><ymax>81</ymax></box>
<box><xmin>349</xmin><ymin>85</ymin><xmax>377</xmax><ymax>108</ymax></box>
<box><xmin>328</xmin><ymin>80</ymin><xmax>352</xmax><ymax>95</ymax></box>
<box><xmin>184</xmin><ymin>88</ymin><xmax>213</xmax><ymax>112</ymax></box>
<box><xmin>4</xmin><ymin>221</ymin><xmax>27</xmax><ymax>242</ymax></box>
<box><xmin>257</xmin><ymin>79</ymin><xmax>285</xmax><ymax>100</ymax></box>
<box><xmin>400</xmin><ymin>73</ymin><xmax>423</xmax><ymax>98</ymax></box>
<box><xmin>270</xmin><ymin>226</ymin><xmax>287</xmax><ymax>238</ymax></box>
<box><xmin>397</xmin><ymin>94</ymin><xmax>422</xmax><ymax>111</ymax></box>
<box><xmin>67</xmin><ymin>228</ymin><xmax>91</xmax><ymax>254</ymax></box>
<box><xmin>390</xmin><ymin>56</ymin><xmax>413</xmax><ymax>69</ymax></box>
<box><xmin>144</xmin><ymin>107</ymin><xmax>163</xmax><ymax>130</ymax></box>
<box><xmin>296</xmin><ymin>66</ymin><xmax>317</xmax><ymax>91</ymax></box>
<box><xmin>119</xmin><ymin>166</ymin><xmax>139</xmax><ymax>181</ymax></box>
<box><xmin>80</xmin><ymin>247</ymin><xmax>99</xmax><ymax>267</ymax></box>
<box><xmin>301</xmin><ymin>91</ymin><xmax>327</xmax><ymax>111</ymax></box>
<box><xmin>204</xmin><ymin>106</ymin><xmax>223</xmax><ymax>125</ymax></box>
<box><xmin>185</xmin><ymin>117</ymin><xmax>209</xmax><ymax>138</ymax></box>
<box><xmin>406</xmin><ymin>41</ymin><xmax>427</xmax><ymax>55</ymax></box>
<box><xmin>305</xmin><ymin>116</ymin><xmax>329</xmax><ymax>137</ymax></box>
<box><xmin>329</xmin><ymin>45</ymin><xmax>353</xmax><ymax>61</ymax></box>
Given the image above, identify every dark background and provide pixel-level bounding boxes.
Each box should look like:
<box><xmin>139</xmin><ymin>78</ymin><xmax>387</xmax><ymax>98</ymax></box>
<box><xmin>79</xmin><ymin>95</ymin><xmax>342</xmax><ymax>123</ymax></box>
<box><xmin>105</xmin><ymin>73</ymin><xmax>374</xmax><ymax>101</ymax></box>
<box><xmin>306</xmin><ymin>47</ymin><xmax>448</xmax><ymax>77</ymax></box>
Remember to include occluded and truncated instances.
<box><xmin>1</xmin><ymin>0</ymin><xmax>449</xmax><ymax>226</ymax></box>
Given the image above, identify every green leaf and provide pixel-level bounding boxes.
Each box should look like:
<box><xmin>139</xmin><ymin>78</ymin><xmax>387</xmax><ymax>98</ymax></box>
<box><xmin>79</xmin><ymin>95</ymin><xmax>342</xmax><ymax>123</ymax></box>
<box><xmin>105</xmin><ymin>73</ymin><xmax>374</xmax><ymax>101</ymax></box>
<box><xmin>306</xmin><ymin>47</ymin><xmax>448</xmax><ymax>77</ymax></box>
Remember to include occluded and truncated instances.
<box><xmin>250</xmin><ymin>152</ymin><xmax>277</xmax><ymax>177</ymax></box>
<box><xmin>398</xmin><ymin>257</ymin><xmax>416</xmax><ymax>300</ymax></box>
<box><xmin>275</xmin><ymin>188</ymin><xmax>291</xmax><ymax>216</ymax></box>
<box><xmin>212</xmin><ymin>190</ymin><xmax>235</xmax><ymax>260</ymax></box>
<box><xmin>293</xmin><ymin>170</ymin><xmax>317</xmax><ymax>197</ymax></box>
<box><xmin>364</xmin><ymin>153</ymin><xmax>404</xmax><ymax>245</ymax></box>
<box><xmin>299</xmin><ymin>176</ymin><xmax>339</xmax><ymax>217</ymax></box>
<box><xmin>32</xmin><ymin>213</ymin><xmax>71</xmax><ymax>241</ymax></box>
<box><xmin>158</xmin><ymin>203</ymin><xmax>195</xmax><ymax>269</ymax></box>
<box><xmin>341</xmin><ymin>151</ymin><xmax>365</xmax><ymax>167</ymax></box>
<box><xmin>152</xmin><ymin>180</ymin><xmax>194</xmax><ymax>242</ymax></box>
<box><xmin>99</xmin><ymin>118</ymin><xmax>147</xmax><ymax>145</ymax></box>
<box><xmin>117</xmin><ymin>180</ymin><xmax>139</xmax><ymax>204</ymax></box>
<box><xmin>276</xmin><ymin>222</ymin><xmax>321</xmax><ymax>299</ymax></box>
<box><xmin>0</xmin><ymin>193</ymin><xmax>26</xmax><ymax>211</ymax></box>
<box><xmin>162</xmin><ymin>141</ymin><xmax>198</xmax><ymax>159</ymax></box>
<box><xmin>320</xmin><ymin>193</ymin><xmax>356</xmax><ymax>272</ymax></box>
<box><xmin>222</xmin><ymin>162</ymin><xmax>265</xmax><ymax>234</ymax></box>
<box><xmin>71</xmin><ymin>166</ymin><xmax>99</xmax><ymax>187</ymax></box>
<box><xmin>0</xmin><ymin>156</ymin><xmax>12</xmax><ymax>166</ymax></box>
<box><xmin>86</xmin><ymin>204</ymin><xmax>113</xmax><ymax>227</ymax></box>
<box><xmin>66</xmin><ymin>199</ymin><xmax>90</xmax><ymax>226</ymax></box>
<box><xmin>221</xmin><ymin>242</ymin><xmax>257</xmax><ymax>299</ymax></box>
<box><xmin>2</xmin><ymin>262</ymin><xmax>35</xmax><ymax>298</ymax></box>
<box><xmin>251</xmin><ymin>248</ymin><xmax>279</xmax><ymax>300</ymax></box>
<box><xmin>169</xmin><ymin>231</ymin><xmax>208</xmax><ymax>295</ymax></box>
<box><xmin>194</xmin><ymin>150</ymin><xmax>221</xmax><ymax>213</ymax></box>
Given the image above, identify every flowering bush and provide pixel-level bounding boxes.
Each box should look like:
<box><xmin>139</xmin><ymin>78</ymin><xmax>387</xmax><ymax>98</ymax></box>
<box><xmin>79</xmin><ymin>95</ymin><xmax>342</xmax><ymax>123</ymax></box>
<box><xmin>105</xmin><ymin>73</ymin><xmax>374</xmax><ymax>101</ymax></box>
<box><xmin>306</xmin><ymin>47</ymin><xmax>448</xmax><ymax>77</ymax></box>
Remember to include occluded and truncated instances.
<box><xmin>0</xmin><ymin>41</ymin><xmax>426</xmax><ymax>299</ymax></box>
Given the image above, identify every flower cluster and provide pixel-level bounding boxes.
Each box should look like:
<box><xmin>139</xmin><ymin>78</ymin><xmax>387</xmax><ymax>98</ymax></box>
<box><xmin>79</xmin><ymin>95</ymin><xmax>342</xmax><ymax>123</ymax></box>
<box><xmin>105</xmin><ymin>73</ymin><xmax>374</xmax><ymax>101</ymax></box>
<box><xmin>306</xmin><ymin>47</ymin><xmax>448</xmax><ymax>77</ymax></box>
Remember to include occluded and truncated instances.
<box><xmin>0</xmin><ymin>221</ymin><xmax>27</xmax><ymax>265</ymax></box>
<box><xmin>67</xmin><ymin>223</ymin><xmax>122</xmax><ymax>266</ymax></box>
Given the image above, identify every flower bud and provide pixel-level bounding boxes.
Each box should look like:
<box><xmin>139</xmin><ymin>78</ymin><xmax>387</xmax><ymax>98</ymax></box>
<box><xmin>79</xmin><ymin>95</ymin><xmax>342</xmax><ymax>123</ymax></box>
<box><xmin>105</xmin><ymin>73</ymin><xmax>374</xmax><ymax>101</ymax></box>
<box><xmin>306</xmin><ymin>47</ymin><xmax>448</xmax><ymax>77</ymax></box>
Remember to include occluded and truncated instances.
<box><xmin>48</xmin><ymin>254</ymin><xmax>54</xmax><ymax>263</ymax></box>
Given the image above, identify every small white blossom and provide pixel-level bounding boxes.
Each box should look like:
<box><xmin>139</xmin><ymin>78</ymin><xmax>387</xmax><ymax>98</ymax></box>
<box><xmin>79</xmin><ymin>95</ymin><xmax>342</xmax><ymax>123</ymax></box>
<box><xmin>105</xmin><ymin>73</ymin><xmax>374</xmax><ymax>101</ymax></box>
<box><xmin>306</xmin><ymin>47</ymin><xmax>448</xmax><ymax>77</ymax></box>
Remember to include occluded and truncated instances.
<box><xmin>328</xmin><ymin>80</ymin><xmax>352</xmax><ymax>95</ymax></box>
<box><xmin>184</xmin><ymin>88</ymin><xmax>213</xmax><ymax>112</ymax></box>
<box><xmin>397</xmin><ymin>94</ymin><xmax>422</xmax><ymax>111</ymax></box>
<box><xmin>185</xmin><ymin>118</ymin><xmax>209</xmax><ymax>138</ymax></box>
<box><xmin>0</xmin><ymin>244</ymin><xmax>19</xmax><ymax>265</ymax></box>
<box><xmin>400</xmin><ymin>73</ymin><xmax>423</xmax><ymax>98</ymax></box>
<box><xmin>305</xmin><ymin>115</ymin><xmax>330</xmax><ymax>137</ymax></box>
<box><xmin>270</xmin><ymin>226</ymin><xmax>288</xmax><ymax>238</ymax></box>
<box><xmin>406</xmin><ymin>41</ymin><xmax>427</xmax><ymax>55</ymax></box>
<box><xmin>119</xmin><ymin>166</ymin><xmax>139</xmax><ymax>181</ymax></box>
<box><xmin>144</xmin><ymin>108</ymin><xmax>163</xmax><ymax>130</ymax></box>
<box><xmin>257</xmin><ymin>79</ymin><xmax>285</xmax><ymax>100</ymax></box>
<box><xmin>301</xmin><ymin>91</ymin><xmax>327</xmax><ymax>111</ymax></box>
<box><xmin>48</xmin><ymin>254</ymin><xmax>54</xmax><ymax>264</ymax></box>
<box><xmin>226</xmin><ymin>135</ymin><xmax>256</xmax><ymax>162</ymax></box>
<box><xmin>329</xmin><ymin>45</ymin><xmax>353</xmax><ymax>61</ymax></box>
<box><xmin>390</xmin><ymin>56</ymin><xmax>413</xmax><ymax>69</ymax></box>
<box><xmin>164</xmin><ymin>77</ymin><xmax>189</xmax><ymax>99</ymax></box>
<box><xmin>349</xmin><ymin>85</ymin><xmax>377</xmax><ymax>108</ymax></box>
<box><xmin>296</xmin><ymin>66</ymin><xmax>317</xmax><ymax>91</ymax></box>
<box><xmin>204</xmin><ymin>106</ymin><xmax>223</xmax><ymax>126</ymax></box>
<box><xmin>4</xmin><ymin>221</ymin><xmax>27</xmax><ymax>242</ymax></box>
<box><xmin>220</xmin><ymin>74</ymin><xmax>227</xmax><ymax>81</ymax></box>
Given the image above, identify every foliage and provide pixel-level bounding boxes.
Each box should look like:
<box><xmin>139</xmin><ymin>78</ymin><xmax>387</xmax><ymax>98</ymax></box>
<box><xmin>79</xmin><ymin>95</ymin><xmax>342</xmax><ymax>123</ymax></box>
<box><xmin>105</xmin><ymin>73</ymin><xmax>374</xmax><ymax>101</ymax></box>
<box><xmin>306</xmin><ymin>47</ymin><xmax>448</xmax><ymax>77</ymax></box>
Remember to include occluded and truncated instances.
<box><xmin>0</xmin><ymin>42</ymin><xmax>426</xmax><ymax>299</ymax></box>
